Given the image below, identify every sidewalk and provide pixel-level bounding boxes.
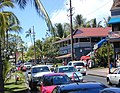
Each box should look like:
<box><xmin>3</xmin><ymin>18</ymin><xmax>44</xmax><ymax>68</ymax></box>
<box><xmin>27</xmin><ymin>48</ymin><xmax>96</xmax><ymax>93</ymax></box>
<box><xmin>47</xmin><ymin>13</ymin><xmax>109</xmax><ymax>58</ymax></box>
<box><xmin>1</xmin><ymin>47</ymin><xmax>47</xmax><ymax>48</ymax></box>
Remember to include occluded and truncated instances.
<box><xmin>87</xmin><ymin>67</ymin><xmax>116</xmax><ymax>77</ymax></box>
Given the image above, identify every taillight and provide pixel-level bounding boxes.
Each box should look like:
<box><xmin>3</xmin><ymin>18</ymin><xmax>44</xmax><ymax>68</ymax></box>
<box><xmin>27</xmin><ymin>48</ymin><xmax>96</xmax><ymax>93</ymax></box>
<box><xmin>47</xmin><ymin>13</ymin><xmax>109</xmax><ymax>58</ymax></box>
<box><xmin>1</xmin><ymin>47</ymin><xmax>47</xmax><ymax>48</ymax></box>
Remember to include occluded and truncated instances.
<box><xmin>74</xmin><ymin>66</ymin><xmax>76</xmax><ymax>68</ymax></box>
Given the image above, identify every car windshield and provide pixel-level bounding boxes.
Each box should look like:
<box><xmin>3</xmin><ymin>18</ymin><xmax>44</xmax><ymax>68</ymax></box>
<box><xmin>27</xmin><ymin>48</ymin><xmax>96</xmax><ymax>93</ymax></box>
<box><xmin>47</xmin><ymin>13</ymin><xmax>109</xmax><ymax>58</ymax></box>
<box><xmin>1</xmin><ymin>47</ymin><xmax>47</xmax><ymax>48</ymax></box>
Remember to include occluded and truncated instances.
<box><xmin>24</xmin><ymin>62</ymin><xmax>31</xmax><ymax>65</ymax></box>
<box><xmin>73</xmin><ymin>62</ymin><xmax>84</xmax><ymax>66</ymax></box>
<box><xmin>32</xmin><ymin>66</ymin><xmax>50</xmax><ymax>73</ymax></box>
<box><xmin>43</xmin><ymin>75</ymin><xmax>71</xmax><ymax>86</ymax></box>
<box><xmin>59</xmin><ymin>67</ymin><xmax>77</xmax><ymax>73</ymax></box>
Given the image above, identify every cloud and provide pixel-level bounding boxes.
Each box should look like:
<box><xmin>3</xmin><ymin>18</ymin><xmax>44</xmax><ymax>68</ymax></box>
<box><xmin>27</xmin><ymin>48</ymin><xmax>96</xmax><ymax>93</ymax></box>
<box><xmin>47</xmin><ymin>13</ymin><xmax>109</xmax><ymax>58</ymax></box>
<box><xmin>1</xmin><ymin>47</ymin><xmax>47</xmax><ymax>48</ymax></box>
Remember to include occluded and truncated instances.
<box><xmin>27</xmin><ymin>42</ymin><xmax>33</xmax><ymax>47</ymax></box>
<box><xmin>51</xmin><ymin>0</ymin><xmax>113</xmax><ymax>25</ymax></box>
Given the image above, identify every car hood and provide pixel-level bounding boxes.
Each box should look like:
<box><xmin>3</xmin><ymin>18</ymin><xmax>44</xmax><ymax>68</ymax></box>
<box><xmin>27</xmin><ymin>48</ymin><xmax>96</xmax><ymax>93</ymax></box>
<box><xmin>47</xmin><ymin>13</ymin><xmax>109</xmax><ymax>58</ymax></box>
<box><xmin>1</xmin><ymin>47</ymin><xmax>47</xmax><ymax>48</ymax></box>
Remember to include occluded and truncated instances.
<box><xmin>65</xmin><ymin>72</ymin><xmax>82</xmax><ymax>77</ymax></box>
<box><xmin>42</xmin><ymin>85</ymin><xmax>57</xmax><ymax>93</ymax></box>
<box><xmin>32</xmin><ymin>72</ymin><xmax>53</xmax><ymax>77</ymax></box>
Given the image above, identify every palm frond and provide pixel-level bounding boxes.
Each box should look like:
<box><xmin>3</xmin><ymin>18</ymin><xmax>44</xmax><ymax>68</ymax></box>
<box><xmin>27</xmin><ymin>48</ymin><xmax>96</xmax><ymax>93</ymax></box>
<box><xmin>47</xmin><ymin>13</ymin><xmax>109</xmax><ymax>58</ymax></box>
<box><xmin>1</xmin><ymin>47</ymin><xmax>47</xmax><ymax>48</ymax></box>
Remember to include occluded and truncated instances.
<box><xmin>0</xmin><ymin>1</ymin><xmax>14</xmax><ymax>9</ymax></box>
<box><xmin>34</xmin><ymin>0</ymin><xmax>54</xmax><ymax>36</ymax></box>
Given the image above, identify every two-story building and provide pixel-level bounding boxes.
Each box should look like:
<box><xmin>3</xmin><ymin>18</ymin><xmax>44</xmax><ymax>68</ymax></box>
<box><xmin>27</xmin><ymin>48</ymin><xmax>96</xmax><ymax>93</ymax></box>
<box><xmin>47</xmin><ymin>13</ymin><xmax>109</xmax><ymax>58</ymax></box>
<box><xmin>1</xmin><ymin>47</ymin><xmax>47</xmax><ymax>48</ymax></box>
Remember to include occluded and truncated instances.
<box><xmin>108</xmin><ymin>0</ymin><xmax>120</xmax><ymax>66</ymax></box>
<box><xmin>55</xmin><ymin>27</ymin><xmax>112</xmax><ymax>62</ymax></box>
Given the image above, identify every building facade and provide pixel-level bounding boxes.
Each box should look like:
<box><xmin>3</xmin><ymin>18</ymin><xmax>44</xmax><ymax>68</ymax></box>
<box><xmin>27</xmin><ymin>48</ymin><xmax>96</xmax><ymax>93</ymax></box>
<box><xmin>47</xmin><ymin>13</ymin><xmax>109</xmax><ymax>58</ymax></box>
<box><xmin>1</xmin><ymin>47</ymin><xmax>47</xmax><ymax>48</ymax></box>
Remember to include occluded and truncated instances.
<box><xmin>108</xmin><ymin>0</ymin><xmax>120</xmax><ymax>66</ymax></box>
<box><xmin>55</xmin><ymin>27</ymin><xmax>112</xmax><ymax>62</ymax></box>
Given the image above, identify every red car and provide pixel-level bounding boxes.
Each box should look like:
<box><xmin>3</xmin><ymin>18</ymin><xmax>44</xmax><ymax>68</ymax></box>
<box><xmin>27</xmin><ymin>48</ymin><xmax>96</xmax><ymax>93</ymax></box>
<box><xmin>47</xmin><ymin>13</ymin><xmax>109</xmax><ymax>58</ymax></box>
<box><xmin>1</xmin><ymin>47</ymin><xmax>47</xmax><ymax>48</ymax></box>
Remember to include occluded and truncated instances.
<box><xmin>38</xmin><ymin>73</ymin><xmax>72</xmax><ymax>93</ymax></box>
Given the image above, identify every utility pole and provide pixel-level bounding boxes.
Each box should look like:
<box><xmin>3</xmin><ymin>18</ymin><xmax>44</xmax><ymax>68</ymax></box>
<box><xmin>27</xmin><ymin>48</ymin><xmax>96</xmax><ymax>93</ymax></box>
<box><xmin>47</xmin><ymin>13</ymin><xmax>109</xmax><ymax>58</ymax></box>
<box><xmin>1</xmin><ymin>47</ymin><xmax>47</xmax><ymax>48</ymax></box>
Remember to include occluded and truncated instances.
<box><xmin>69</xmin><ymin>0</ymin><xmax>74</xmax><ymax>61</ymax></box>
<box><xmin>33</xmin><ymin>26</ymin><xmax>37</xmax><ymax>65</ymax></box>
<box><xmin>0</xmin><ymin>32</ymin><xmax>4</xmax><ymax>93</ymax></box>
<box><xmin>107</xmin><ymin>41</ymin><xmax>111</xmax><ymax>74</ymax></box>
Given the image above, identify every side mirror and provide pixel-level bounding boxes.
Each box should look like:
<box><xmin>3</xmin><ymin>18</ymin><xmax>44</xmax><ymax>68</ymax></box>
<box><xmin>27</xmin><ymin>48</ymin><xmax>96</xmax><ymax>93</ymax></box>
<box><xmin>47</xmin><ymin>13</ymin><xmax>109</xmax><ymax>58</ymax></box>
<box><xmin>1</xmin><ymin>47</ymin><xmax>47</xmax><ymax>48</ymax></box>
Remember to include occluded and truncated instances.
<box><xmin>28</xmin><ymin>72</ymin><xmax>31</xmax><ymax>74</ymax></box>
<box><xmin>37</xmin><ymin>81</ymin><xmax>42</xmax><ymax>86</ymax></box>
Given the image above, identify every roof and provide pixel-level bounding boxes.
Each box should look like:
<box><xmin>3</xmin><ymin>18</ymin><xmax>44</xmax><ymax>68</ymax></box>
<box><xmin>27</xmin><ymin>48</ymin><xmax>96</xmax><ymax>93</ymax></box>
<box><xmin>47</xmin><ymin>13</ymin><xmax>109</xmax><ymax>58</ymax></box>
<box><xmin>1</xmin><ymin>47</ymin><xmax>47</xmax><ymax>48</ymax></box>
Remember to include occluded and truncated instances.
<box><xmin>74</xmin><ymin>27</ymin><xmax>111</xmax><ymax>38</ymax></box>
<box><xmin>54</xmin><ymin>27</ymin><xmax>112</xmax><ymax>44</ymax></box>
<box><xmin>111</xmin><ymin>0</ymin><xmax>120</xmax><ymax>10</ymax></box>
<box><xmin>43</xmin><ymin>73</ymin><xmax>66</xmax><ymax>76</ymax></box>
<box><xmin>68</xmin><ymin>61</ymin><xmax>85</xmax><ymax>63</ymax></box>
<box><xmin>32</xmin><ymin>65</ymin><xmax>48</xmax><ymax>68</ymax></box>
<box><xmin>59</xmin><ymin>82</ymin><xmax>107</xmax><ymax>91</ymax></box>
<box><xmin>57</xmin><ymin>65</ymin><xmax>74</xmax><ymax>68</ymax></box>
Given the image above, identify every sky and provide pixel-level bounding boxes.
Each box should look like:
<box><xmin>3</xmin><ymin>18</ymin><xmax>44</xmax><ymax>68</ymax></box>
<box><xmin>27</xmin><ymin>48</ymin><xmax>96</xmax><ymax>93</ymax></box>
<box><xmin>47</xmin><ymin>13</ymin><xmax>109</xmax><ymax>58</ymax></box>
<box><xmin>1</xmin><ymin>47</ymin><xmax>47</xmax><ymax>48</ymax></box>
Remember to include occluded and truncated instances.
<box><xmin>7</xmin><ymin>0</ymin><xmax>113</xmax><ymax>47</ymax></box>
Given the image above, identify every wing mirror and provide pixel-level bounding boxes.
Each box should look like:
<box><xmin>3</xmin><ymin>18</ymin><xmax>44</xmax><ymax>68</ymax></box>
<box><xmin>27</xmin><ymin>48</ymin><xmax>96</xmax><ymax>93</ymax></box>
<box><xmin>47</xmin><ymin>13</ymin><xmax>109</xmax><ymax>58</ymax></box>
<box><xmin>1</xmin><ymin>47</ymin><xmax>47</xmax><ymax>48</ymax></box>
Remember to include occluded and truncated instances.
<box><xmin>28</xmin><ymin>72</ymin><xmax>31</xmax><ymax>74</ymax></box>
<box><xmin>37</xmin><ymin>81</ymin><xmax>43</xmax><ymax>86</ymax></box>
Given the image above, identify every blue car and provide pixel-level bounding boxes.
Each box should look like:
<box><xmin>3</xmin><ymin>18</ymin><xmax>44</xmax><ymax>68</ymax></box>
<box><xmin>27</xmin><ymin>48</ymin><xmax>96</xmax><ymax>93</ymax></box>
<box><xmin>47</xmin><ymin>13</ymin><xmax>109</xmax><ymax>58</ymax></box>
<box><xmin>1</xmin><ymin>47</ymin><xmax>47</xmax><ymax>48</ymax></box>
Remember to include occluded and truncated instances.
<box><xmin>52</xmin><ymin>82</ymin><xmax>108</xmax><ymax>93</ymax></box>
<box><xmin>100</xmin><ymin>87</ymin><xmax>120</xmax><ymax>93</ymax></box>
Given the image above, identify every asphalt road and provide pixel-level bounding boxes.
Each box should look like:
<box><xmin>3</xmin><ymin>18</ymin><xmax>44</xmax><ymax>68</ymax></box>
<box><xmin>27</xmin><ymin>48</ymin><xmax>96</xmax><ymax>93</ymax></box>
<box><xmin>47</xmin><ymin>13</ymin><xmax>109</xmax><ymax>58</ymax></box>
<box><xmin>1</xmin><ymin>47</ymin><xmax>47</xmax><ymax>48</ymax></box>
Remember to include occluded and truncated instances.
<box><xmin>84</xmin><ymin>75</ymin><xmax>108</xmax><ymax>86</ymax></box>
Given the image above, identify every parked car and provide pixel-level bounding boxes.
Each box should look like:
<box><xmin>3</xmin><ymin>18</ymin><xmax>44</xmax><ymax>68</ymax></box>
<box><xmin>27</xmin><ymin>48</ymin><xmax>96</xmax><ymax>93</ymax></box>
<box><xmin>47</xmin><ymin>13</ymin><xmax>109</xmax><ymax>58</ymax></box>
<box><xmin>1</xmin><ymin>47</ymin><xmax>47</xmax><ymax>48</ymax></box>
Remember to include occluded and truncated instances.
<box><xmin>23</xmin><ymin>62</ymin><xmax>32</xmax><ymax>70</ymax></box>
<box><xmin>54</xmin><ymin>66</ymin><xmax>83</xmax><ymax>82</ymax></box>
<box><xmin>52</xmin><ymin>82</ymin><xmax>108</xmax><ymax>93</ymax></box>
<box><xmin>100</xmin><ymin>87</ymin><xmax>120</xmax><ymax>93</ymax></box>
<box><xmin>38</xmin><ymin>73</ymin><xmax>72</xmax><ymax>93</ymax></box>
<box><xmin>107</xmin><ymin>68</ymin><xmax>120</xmax><ymax>86</ymax></box>
<box><xmin>67</xmin><ymin>61</ymin><xmax>87</xmax><ymax>75</ymax></box>
<box><xmin>28</xmin><ymin>65</ymin><xmax>53</xmax><ymax>89</ymax></box>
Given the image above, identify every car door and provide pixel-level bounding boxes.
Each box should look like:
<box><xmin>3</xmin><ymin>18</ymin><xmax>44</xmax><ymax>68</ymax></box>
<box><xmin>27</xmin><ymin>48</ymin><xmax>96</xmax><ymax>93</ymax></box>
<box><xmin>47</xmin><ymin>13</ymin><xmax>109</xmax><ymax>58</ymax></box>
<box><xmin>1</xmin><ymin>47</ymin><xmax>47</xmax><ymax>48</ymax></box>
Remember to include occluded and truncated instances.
<box><xmin>110</xmin><ymin>69</ymin><xmax>119</xmax><ymax>84</ymax></box>
<box><xmin>114</xmin><ymin>69</ymin><xmax>120</xmax><ymax>84</ymax></box>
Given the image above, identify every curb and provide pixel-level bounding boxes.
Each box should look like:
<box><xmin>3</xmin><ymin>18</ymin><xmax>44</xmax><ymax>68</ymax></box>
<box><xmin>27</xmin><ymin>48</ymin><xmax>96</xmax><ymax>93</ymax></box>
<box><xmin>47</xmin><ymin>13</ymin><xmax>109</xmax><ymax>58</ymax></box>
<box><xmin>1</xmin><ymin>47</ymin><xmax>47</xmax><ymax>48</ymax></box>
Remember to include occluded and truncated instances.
<box><xmin>87</xmin><ymin>73</ymin><xmax>107</xmax><ymax>78</ymax></box>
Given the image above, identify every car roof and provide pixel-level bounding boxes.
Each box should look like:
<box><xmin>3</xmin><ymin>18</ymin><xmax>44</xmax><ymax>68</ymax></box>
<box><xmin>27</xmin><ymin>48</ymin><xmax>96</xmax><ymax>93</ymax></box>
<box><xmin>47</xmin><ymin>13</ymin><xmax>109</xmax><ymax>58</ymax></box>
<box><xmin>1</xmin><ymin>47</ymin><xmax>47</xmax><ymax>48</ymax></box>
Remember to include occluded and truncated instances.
<box><xmin>32</xmin><ymin>65</ymin><xmax>48</xmax><ymax>68</ymax></box>
<box><xmin>59</xmin><ymin>82</ymin><xmax>107</xmax><ymax>91</ymax></box>
<box><xmin>43</xmin><ymin>73</ymin><xmax>66</xmax><ymax>77</ymax></box>
<box><xmin>101</xmin><ymin>87</ymin><xmax>120</xmax><ymax>93</ymax></box>
<box><xmin>68</xmin><ymin>61</ymin><xmax>85</xmax><ymax>63</ymax></box>
<box><xmin>57</xmin><ymin>65</ymin><xmax>74</xmax><ymax>68</ymax></box>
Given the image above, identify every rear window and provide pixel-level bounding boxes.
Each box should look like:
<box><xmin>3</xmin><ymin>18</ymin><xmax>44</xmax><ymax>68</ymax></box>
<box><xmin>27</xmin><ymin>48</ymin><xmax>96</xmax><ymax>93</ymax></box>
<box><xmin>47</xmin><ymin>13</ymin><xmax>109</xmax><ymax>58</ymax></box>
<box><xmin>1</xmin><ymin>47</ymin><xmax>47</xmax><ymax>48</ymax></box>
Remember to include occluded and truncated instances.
<box><xmin>73</xmin><ymin>62</ymin><xmax>84</xmax><ymax>66</ymax></box>
<box><xmin>32</xmin><ymin>66</ymin><xmax>50</xmax><ymax>73</ymax></box>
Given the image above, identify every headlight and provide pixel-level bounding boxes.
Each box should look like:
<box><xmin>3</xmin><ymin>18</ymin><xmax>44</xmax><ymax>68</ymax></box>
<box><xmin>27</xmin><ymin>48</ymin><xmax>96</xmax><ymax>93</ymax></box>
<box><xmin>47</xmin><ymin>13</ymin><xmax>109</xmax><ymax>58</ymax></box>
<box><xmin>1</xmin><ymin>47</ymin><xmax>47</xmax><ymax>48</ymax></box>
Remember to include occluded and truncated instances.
<box><xmin>32</xmin><ymin>77</ymin><xmax>39</xmax><ymax>81</ymax></box>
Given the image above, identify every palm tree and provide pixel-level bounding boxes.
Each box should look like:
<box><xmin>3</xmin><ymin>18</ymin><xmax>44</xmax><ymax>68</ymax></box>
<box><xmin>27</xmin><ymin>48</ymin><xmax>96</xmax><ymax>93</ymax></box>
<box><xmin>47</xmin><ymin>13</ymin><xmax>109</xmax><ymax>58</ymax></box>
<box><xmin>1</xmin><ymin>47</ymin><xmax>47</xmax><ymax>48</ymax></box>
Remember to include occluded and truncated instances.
<box><xmin>73</xmin><ymin>14</ymin><xmax>86</xmax><ymax>28</ymax></box>
<box><xmin>25</xmin><ymin>28</ymin><xmax>33</xmax><ymax>45</ymax></box>
<box><xmin>0</xmin><ymin>1</ymin><xmax>16</xmax><ymax>92</ymax></box>
<box><xmin>103</xmin><ymin>16</ymin><xmax>112</xmax><ymax>27</ymax></box>
<box><xmin>15</xmin><ymin>0</ymin><xmax>54</xmax><ymax>35</ymax></box>
<box><xmin>54</xmin><ymin>23</ymin><xmax>70</xmax><ymax>41</ymax></box>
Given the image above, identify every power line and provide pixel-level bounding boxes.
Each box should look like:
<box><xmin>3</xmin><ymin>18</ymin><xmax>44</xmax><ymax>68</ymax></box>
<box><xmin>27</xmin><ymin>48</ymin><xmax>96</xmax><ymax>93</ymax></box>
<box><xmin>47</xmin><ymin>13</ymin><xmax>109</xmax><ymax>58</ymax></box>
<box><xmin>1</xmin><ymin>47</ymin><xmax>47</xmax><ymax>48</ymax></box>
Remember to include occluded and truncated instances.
<box><xmin>86</xmin><ymin>0</ymin><xmax>112</xmax><ymax>16</ymax></box>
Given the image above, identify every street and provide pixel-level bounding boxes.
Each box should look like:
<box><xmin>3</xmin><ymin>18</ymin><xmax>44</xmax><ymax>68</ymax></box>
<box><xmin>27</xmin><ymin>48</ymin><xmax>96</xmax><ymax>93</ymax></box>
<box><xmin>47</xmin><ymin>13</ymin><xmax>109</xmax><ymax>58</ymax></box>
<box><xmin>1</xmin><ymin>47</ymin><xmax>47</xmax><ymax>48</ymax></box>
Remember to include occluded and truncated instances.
<box><xmin>84</xmin><ymin>75</ymin><xmax>108</xmax><ymax>86</ymax></box>
<box><xmin>29</xmin><ymin>75</ymin><xmax>119</xmax><ymax>93</ymax></box>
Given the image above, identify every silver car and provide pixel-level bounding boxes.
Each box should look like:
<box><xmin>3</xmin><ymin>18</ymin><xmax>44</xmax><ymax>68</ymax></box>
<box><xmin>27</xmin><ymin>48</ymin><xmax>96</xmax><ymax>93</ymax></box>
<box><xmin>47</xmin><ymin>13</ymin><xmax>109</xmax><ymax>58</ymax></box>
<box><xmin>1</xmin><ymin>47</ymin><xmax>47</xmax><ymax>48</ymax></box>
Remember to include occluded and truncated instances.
<box><xmin>107</xmin><ymin>68</ymin><xmax>120</xmax><ymax>86</ymax></box>
<box><xmin>54</xmin><ymin>66</ymin><xmax>83</xmax><ymax>82</ymax></box>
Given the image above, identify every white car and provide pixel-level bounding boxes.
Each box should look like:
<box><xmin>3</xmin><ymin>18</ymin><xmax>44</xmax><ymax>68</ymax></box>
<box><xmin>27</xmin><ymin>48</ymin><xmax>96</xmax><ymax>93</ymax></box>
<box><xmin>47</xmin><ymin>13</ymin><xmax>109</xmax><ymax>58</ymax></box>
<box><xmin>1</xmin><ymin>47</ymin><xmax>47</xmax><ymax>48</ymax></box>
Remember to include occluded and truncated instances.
<box><xmin>28</xmin><ymin>65</ymin><xmax>53</xmax><ymax>89</ymax></box>
<box><xmin>107</xmin><ymin>68</ymin><xmax>120</xmax><ymax>86</ymax></box>
<box><xmin>54</xmin><ymin>66</ymin><xmax>83</xmax><ymax>82</ymax></box>
<box><xmin>67</xmin><ymin>61</ymin><xmax>87</xmax><ymax>75</ymax></box>
<box><xmin>24</xmin><ymin>62</ymin><xmax>32</xmax><ymax>70</ymax></box>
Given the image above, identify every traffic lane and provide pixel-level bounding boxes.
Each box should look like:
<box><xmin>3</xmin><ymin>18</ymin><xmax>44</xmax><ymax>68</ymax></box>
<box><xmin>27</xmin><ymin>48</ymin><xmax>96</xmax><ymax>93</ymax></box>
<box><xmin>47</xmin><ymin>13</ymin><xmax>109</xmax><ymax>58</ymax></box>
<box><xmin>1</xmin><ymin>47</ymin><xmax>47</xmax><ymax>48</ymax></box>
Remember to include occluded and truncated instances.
<box><xmin>84</xmin><ymin>75</ymin><xmax>109</xmax><ymax>87</ymax></box>
<box><xmin>83</xmin><ymin>75</ymin><xmax>118</xmax><ymax>87</ymax></box>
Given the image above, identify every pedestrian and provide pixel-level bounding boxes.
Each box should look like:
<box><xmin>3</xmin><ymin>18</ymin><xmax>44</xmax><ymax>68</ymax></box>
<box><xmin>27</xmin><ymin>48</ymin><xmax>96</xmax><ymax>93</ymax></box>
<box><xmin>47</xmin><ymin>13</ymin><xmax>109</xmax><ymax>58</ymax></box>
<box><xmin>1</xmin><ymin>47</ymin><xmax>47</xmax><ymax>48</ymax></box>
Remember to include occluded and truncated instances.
<box><xmin>116</xmin><ymin>58</ymin><xmax>120</xmax><ymax>67</ymax></box>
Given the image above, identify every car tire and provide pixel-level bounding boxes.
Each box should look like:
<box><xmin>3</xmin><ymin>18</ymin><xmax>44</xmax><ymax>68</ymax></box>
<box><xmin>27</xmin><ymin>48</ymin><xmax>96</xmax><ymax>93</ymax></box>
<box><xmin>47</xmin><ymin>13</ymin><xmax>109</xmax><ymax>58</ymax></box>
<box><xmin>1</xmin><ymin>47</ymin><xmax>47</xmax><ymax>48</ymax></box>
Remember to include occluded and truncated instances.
<box><xmin>117</xmin><ymin>80</ymin><xmax>120</xmax><ymax>86</ymax></box>
<box><xmin>107</xmin><ymin>78</ymin><xmax>112</xmax><ymax>85</ymax></box>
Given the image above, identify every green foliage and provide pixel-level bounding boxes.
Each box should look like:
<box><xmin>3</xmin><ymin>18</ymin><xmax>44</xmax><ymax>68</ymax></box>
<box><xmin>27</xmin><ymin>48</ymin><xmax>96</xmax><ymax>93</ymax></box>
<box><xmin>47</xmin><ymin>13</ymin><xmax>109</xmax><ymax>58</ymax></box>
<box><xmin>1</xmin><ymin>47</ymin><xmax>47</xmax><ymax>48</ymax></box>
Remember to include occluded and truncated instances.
<box><xmin>95</xmin><ymin>43</ymin><xmax>114</xmax><ymax>67</ymax></box>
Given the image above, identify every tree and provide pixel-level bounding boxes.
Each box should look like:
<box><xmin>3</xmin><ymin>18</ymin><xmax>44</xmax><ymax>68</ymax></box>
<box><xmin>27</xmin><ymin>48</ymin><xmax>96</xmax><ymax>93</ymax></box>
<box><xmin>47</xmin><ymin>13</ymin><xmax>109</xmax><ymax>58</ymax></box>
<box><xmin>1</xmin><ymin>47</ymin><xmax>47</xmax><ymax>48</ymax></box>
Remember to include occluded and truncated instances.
<box><xmin>0</xmin><ymin>1</ymin><xmax>16</xmax><ymax>92</ymax></box>
<box><xmin>103</xmin><ymin>16</ymin><xmax>112</xmax><ymax>27</ymax></box>
<box><xmin>53</xmin><ymin>23</ymin><xmax>70</xmax><ymax>41</ymax></box>
<box><xmin>73</xmin><ymin>14</ymin><xmax>86</xmax><ymax>28</ymax></box>
<box><xmin>95</xmin><ymin>43</ymin><xmax>113</xmax><ymax>67</ymax></box>
<box><xmin>15</xmin><ymin>0</ymin><xmax>54</xmax><ymax>35</ymax></box>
